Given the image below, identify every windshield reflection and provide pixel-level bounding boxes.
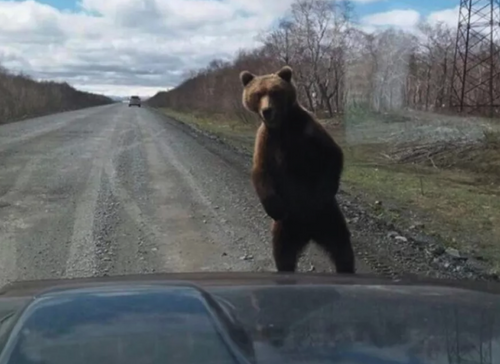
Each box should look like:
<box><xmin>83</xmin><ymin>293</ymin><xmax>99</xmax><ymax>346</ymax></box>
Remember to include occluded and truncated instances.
<box><xmin>1</xmin><ymin>284</ymin><xmax>498</xmax><ymax>364</ymax></box>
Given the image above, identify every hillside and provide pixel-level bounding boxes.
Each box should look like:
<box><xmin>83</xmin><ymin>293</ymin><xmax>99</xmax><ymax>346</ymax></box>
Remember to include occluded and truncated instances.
<box><xmin>0</xmin><ymin>66</ymin><xmax>114</xmax><ymax>124</ymax></box>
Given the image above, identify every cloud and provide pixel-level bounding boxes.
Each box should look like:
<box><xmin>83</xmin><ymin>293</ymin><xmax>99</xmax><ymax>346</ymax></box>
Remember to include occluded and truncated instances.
<box><xmin>427</xmin><ymin>6</ymin><xmax>500</xmax><ymax>42</ymax></box>
<box><xmin>0</xmin><ymin>0</ymin><xmax>451</xmax><ymax>97</ymax></box>
<box><xmin>427</xmin><ymin>6</ymin><xmax>459</xmax><ymax>28</ymax></box>
<box><xmin>361</xmin><ymin>9</ymin><xmax>420</xmax><ymax>30</ymax></box>
<box><xmin>0</xmin><ymin>1</ymin><xmax>64</xmax><ymax>41</ymax></box>
<box><xmin>0</xmin><ymin>0</ymin><xmax>296</xmax><ymax>97</ymax></box>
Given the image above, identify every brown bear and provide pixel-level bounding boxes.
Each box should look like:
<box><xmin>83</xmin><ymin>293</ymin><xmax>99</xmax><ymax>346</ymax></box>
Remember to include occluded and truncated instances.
<box><xmin>239</xmin><ymin>65</ymin><xmax>355</xmax><ymax>273</ymax></box>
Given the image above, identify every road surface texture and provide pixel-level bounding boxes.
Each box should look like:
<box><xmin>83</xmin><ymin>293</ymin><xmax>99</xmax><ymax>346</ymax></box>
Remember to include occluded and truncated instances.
<box><xmin>1</xmin><ymin>104</ymin><xmax>494</xmax><ymax>289</ymax></box>
<box><xmin>0</xmin><ymin>104</ymin><xmax>375</xmax><ymax>288</ymax></box>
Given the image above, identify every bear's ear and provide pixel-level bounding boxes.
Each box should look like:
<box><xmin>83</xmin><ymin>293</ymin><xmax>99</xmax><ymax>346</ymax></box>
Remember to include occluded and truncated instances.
<box><xmin>240</xmin><ymin>71</ymin><xmax>255</xmax><ymax>86</ymax></box>
<box><xmin>276</xmin><ymin>66</ymin><xmax>293</xmax><ymax>83</ymax></box>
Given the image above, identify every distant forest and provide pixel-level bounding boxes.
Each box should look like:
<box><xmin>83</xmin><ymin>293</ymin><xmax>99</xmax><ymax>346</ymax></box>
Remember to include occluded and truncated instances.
<box><xmin>0</xmin><ymin>65</ymin><xmax>113</xmax><ymax>124</ymax></box>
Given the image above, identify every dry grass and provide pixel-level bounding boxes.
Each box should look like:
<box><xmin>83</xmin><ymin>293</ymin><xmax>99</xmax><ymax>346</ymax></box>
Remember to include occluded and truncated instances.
<box><xmin>332</xmin><ymin>124</ymin><xmax>500</xmax><ymax>270</ymax></box>
<box><xmin>163</xmin><ymin>109</ymin><xmax>256</xmax><ymax>153</ymax></box>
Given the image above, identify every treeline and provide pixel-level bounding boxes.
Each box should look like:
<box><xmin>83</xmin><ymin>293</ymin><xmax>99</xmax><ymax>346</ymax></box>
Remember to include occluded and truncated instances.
<box><xmin>0</xmin><ymin>66</ymin><xmax>114</xmax><ymax>124</ymax></box>
<box><xmin>148</xmin><ymin>0</ymin><xmax>498</xmax><ymax>120</ymax></box>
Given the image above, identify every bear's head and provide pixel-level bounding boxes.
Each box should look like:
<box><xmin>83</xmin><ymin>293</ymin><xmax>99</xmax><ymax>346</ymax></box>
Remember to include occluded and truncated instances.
<box><xmin>239</xmin><ymin>66</ymin><xmax>297</xmax><ymax>128</ymax></box>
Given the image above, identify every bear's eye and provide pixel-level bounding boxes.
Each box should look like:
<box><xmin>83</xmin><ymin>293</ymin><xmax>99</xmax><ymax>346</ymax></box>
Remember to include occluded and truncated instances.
<box><xmin>253</xmin><ymin>91</ymin><xmax>265</xmax><ymax>100</ymax></box>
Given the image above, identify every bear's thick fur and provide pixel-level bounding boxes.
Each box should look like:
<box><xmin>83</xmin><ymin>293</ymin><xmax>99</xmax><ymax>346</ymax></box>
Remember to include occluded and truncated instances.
<box><xmin>240</xmin><ymin>66</ymin><xmax>355</xmax><ymax>273</ymax></box>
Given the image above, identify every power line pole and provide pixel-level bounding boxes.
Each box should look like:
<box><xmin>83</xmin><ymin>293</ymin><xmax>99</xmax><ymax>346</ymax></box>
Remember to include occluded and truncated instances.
<box><xmin>450</xmin><ymin>0</ymin><xmax>500</xmax><ymax>117</ymax></box>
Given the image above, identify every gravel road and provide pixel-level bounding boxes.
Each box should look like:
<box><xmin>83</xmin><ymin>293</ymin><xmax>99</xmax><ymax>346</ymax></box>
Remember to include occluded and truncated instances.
<box><xmin>0</xmin><ymin>104</ymin><xmax>372</xmax><ymax>288</ymax></box>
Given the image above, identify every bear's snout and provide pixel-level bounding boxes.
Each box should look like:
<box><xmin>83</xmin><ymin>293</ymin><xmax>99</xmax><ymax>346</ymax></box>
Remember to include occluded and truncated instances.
<box><xmin>261</xmin><ymin>107</ymin><xmax>275</xmax><ymax>122</ymax></box>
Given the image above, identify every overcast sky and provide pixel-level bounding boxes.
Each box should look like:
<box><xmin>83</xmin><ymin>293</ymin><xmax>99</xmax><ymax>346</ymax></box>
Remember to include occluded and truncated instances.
<box><xmin>0</xmin><ymin>0</ymin><xmax>459</xmax><ymax>97</ymax></box>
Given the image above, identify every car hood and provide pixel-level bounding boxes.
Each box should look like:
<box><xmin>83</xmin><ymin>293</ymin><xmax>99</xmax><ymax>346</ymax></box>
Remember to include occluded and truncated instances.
<box><xmin>0</xmin><ymin>272</ymin><xmax>499</xmax><ymax>364</ymax></box>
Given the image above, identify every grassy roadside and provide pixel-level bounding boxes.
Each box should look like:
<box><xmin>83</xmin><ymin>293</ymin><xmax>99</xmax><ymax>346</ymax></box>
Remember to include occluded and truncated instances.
<box><xmin>162</xmin><ymin>109</ymin><xmax>256</xmax><ymax>154</ymax></box>
<box><xmin>159</xmin><ymin>108</ymin><xmax>500</xmax><ymax>273</ymax></box>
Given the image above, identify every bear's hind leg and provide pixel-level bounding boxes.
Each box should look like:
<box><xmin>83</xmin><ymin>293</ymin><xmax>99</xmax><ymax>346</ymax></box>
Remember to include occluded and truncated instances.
<box><xmin>272</xmin><ymin>220</ymin><xmax>310</xmax><ymax>272</ymax></box>
<box><xmin>312</xmin><ymin>200</ymin><xmax>355</xmax><ymax>274</ymax></box>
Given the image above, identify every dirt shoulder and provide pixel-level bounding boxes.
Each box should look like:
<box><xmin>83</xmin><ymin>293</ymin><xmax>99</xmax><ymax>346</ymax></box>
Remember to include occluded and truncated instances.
<box><xmin>153</xmin><ymin>107</ymin><xmax>500</xmax><ymax>282</ymax></box>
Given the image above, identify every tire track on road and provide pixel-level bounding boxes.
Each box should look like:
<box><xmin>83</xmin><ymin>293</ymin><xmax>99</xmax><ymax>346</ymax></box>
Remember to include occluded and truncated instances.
<box><xmin>0</xmin><ymin>107</ymin><xmax>110</xmax><ymax>154</ymax></box>
<box><xmin>142</xmin><ymin>112</ymin><xmax>276</xmax><ymax>272</ymax></box>
<box><xmin>137</xmin><ymin>116</ymin><xmax>223</xmax><ymax>272</ymax></box>
<box><xmin>98</xmin><ymin>110</ymin><xmax>181</xmax><ymax>272</ymax></box>
<box><xmin>0</xmin><ymin>106</ymin><xmax>120</xmax><ymax>286</ymax></box>
<box><xmin>0</xmin><ymin>158</ymin><xmax>40</xmax><ymax>285</ymax></box>
<box><xmin>64</xmin><ymin>114</ymin><xmax>119</xmax><ymax>279</ymax></box>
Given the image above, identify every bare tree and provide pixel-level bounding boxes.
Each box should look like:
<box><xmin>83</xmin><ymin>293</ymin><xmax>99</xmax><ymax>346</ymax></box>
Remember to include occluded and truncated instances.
<box><xmin>0</xmin><ymin>65</ymin><xmax>113</xmax><ymax>125</ymax></box>
<box><xmin>147</xmin><ymin>0</ymin><xmax>500</xmax><ymax>120</ymax></box>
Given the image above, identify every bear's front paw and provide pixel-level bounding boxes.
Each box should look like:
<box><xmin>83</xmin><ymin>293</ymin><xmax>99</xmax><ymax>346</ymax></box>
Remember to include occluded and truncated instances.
<box><xmin>262</xmin><ymin>195</ymin><xmax>287</xmax><ymax>220</ymax></box>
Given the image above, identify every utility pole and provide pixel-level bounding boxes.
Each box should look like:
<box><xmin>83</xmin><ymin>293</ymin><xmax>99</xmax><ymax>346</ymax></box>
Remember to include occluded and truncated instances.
<box><xmin>450</xmin><ymin>0</ymin><xmax>500</xmax><ymax>117</ymax></box>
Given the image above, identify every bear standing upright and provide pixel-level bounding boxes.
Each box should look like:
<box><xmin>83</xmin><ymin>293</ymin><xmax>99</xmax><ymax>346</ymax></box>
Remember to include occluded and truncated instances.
<box><xmin>239</xmin><ymin>65</ymin><xmax>355</xmax><ymax>273</ymax></box>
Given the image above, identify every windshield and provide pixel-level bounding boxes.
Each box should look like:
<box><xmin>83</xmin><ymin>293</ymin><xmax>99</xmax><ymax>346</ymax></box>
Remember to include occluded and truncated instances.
<box><xmin>0</xmin><ymin>0</ymin><xmax>499</xmax><ymax>362</ymax></box>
